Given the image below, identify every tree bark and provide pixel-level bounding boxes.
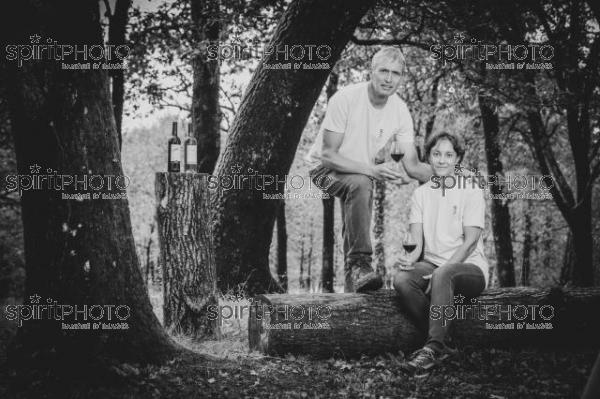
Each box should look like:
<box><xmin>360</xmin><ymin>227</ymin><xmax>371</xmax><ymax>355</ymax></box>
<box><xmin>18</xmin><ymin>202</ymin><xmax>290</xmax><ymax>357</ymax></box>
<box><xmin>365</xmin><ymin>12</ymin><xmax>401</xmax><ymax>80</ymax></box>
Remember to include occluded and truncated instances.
<box><xmin>321</xmin><ymin>72</ymin><xmax>338</xmax><ymax>293</ymax></box>
<box><xmin>568</xmin><ymin>196</ymin><xmax>594</xmax><ymax>286</ymax></box>
<box><xmin>4</xmin><ymin>0</ymin><xmax>175</xmax><ymax>372</ymax></box>
<box><xmin>582</xmin><ymin>351</ymin><xmax>600</xmax><ymax>399</ymax></box>
<box><xmin>521</xmin><ymin>200</ymin><xmax>532</xmax><ymax>286</ymax></box>
<box><xmin>144</xmin><ymin>222</ymin><xmax>155</xmax><ymax>285</ymax></box>
<box><xmin>306</xmin><ymin>227</ymin><xmax>314</xmax><ymax>291</ymax></box>
<box><xmin>374</xmin><ymin>180</ymin><xmax>386</xmax><ymax>279</ymax></box>
<box><xmin>526</xmin><ymin>108</ymin><xmax>594</xmax><ymax>286</ymax></box>
<box><xmin>249</xmin><ymin>287</ymin><xmax>600</xmax><ymax>358</ymax></box>
<box><xmin>191</xmin><ymin>0</ymin><xmax>221</xmax><ymax>173</ymax></box>
<box><xmin>321</xmin><ymin>196</ymin><xmax>335</xmax><ymax>293</ymax></box>
<box><xmin>299</xmin><ymin>234</ymin><xmax>305</xmax><ymax>289</ymax></box>
<box><xmin>276</xmin><ymin>199</ymin><xmax>288</xmax><ymax>292</ymax></box>
<box><xmin>561</xmin><ymin>231</ymin><xmax>575</xmax><ymax>284</ymax></box>
<box><xmin>155</xmin><ymin>173</ymin><xmax>218</xmax><ymax>339</ymax></box>
<box><xmin>211</xmin><ymin>0</ymin><xmax>376</xmax><ymax>295</ymax></box>
<box><xmin>108</xmin><ymin>0</ymin><xmax>131</xmax><ymax>150</ymax></box>
<box><xmin>479</xmin><ymin>91</ymin><xmax>516</xmax><ymax>287</ymax></box>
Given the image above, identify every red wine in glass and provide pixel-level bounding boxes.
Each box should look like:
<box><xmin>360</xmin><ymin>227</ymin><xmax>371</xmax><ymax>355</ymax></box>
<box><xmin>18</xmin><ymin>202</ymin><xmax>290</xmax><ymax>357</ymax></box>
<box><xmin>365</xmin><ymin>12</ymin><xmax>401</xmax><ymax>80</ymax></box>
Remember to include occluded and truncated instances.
<box><xmin>402</xmin><ymin>243</ymin><xmax>417</xmax><ymax>253</ymax></box>
<box><xmin>391</xmin><ymin>139</ymin><xmax>404</xmax><ymax>163</ymax></box>
<box><xmin>391</xmin><ymin>152</ymin><xmax>404</xmax><ymax>162</ymax></box>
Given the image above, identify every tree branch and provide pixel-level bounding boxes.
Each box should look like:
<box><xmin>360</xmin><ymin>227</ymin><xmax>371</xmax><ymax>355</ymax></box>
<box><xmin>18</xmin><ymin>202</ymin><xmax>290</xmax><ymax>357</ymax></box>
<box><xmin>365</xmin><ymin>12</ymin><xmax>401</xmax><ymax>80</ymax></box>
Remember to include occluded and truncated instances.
<box><xmin>350</xmin><ymin>36</ymin><xmax>432</xmax><ymax>52</ymax></box>
<box><xmin>102</xmin><ymin>0</ymin><xmax>112</xmax><ymax>18</ymax></box>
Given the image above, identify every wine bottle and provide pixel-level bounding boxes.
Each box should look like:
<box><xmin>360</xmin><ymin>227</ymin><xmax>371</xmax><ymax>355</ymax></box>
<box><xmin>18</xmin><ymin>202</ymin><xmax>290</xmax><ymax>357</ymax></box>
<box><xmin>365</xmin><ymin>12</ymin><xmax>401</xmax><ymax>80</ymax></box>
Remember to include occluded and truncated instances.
<box><xmin>183</xmin><ymin>122</ymin><xmax>198</xmax><ymax>172</ymax></box>
<box><xmin>168</xmin><ymin>121</ymin><xmax>181</xmax><ymax>172</ymax></box>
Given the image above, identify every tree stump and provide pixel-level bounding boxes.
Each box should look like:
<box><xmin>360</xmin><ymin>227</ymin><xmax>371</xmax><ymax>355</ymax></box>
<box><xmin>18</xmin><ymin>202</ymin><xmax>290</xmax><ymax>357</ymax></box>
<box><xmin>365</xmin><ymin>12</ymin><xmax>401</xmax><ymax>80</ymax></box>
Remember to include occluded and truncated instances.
<box><xmin>155</xmin><ymin>172</ymin><xmax>219</xmax><ymax>339</ymax></box>
<box><xmin>248</xmin><ymin>287</ymin><xmax>600</xmax><ymax>358</ymax></box>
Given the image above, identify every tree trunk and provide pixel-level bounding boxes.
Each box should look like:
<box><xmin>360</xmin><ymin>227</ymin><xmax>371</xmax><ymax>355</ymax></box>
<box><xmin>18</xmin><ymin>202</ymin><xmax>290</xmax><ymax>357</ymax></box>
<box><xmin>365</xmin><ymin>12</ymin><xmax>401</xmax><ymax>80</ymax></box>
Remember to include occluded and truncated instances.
<box><xmin>108</xmin><ymin>0</ymin><xmax>131</xmax><ymax>150</ymax></box>
<box><xmin>276</xmin><ymin>199</ymin><xmax>288</xmax><ymax>292</ymax></box>
<box><xmin>561</xmin><ymin>231</ymin><xmax>575</xmax><ymax>284</ymax></box>
<box><xmin>321</xmin><ymin>72</ymin><xmax>338</xmax><ymax>293</ymax></box>
<box><xmin>4</xmin><ymin>0</ymin><xmax>175</xmax><ymax>372</ymax></box>
<box><xmin>306</xmin><ymin>227</ymin><xmax>314</xmax><ymax>292</ymax></box>
<box><xmin>374</xmin><ymin>180</ymin><xmax>386</xmax><ymax>279</ymax></box>
<box><xmin>144</xmin><ymin>222</ymin><xmax>155</xmax><ymax>285</ymax></box>
<box><xmin>523</xmin><ymin>80</ymin><xmax>594</xmax><ymax>287</ymax></box>
<box><xmin>582</xmin><ymin>351</ymin><xmax>600</xmax><ymax>399</ymax></box>
<box><xmin>155</xmin><ymin>173</ymin><xmax>218</xmax><ymax>339</ymax></box>
<box><xmin>424</xmin><ymin>74</ymin><xmax>442</xmax><ymax>141</ymax></box>
<box><xmin>211</xmin><ymin>0</ymin><xmax>376</xmax><ymax>295</ymax></box>
<box><xmin>299</xmin><ymin>234</ymin><xmax>305</xmax><ymax>289</ymax></box>
<box><xmin>568</xmin><ymin>195</ymin><xmax>594</xmax><ymax>286</ymax></box>
<box><xmin>521</xmin><ymin>200</ymin><xmax>532</xmax><ymax>286</ymax></box>
<box><xmin>249</xmin><ymin>287</ymin><xmax>600</xmax><ymax>358</ymax></box>
<box><xmin>479</xmin><ymin>91</ymin><xmax>516</xmax><ymax>287</ymax></box>
<box><xmin>321</xmin><ymin>196</ymin><xmax>335</xmax><ymax>293</ymax></box>
<box><xmin>191</xmin><ymin>0</ymin><xmax>221</xmax><ymax>173</ymax></box>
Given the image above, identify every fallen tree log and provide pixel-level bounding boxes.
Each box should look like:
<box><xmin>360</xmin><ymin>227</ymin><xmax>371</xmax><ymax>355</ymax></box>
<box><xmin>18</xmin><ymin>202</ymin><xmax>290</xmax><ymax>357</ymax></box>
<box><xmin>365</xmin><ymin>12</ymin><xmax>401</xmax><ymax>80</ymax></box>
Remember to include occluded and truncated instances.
<box><xmin>248</xmin><ymin>287</ymin><xmax>600</xmax><ymax>358</ymax></box>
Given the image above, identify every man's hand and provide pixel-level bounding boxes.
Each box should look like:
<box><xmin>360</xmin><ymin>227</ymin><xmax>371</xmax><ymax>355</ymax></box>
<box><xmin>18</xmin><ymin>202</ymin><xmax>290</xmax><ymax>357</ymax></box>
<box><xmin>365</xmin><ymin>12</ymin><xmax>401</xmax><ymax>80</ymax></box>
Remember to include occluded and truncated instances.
<box><xmin>423</xmin><ymin>274</ymin><xmax>432</xmax><ymax>295</ymax></box>
<box><xmin>370</xmin><ymin>164</ymin><xmax>405</xmax><ymax>181</ymax></box>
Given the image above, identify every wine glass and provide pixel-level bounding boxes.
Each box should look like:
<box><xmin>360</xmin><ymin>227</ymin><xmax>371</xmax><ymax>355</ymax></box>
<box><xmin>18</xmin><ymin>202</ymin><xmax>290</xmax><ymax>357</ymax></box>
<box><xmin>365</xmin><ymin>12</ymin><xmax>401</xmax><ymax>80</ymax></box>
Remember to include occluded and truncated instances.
<box><xmin>390</xmin><ymin>139</ymin><xmax>404</xmax><ymax>171</ymax></box>
<box><xmin>401</xmin><ymin>231</ymin><xmax>417</xmax><ymax>270</ymax></box>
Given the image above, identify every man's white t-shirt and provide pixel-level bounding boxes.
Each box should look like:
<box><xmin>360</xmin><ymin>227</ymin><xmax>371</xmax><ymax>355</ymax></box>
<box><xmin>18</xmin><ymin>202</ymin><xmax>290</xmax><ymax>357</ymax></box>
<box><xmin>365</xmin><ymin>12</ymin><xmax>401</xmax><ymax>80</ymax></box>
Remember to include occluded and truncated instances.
<box><xmin>409</xmin><ymin>179</ymin><xmax>490</xmax><ymax>288</ymax></box>
<box><xmin>305</xmin><ymin>82</ymin><xmax>414</xmax><ymax>167</ymax></box>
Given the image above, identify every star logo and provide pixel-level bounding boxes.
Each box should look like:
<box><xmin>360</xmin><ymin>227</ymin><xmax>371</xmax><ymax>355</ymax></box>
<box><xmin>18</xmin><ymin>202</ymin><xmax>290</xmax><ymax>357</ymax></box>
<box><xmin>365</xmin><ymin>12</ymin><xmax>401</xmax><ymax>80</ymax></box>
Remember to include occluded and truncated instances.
<box><xmin>29</xmin><ymin>34</ymin><xmax>41</xmax><ymax>44</ymax></box>
<box><xmin>29</xmin><ymin>164</ymin><xmax>41</xmax><ymax>174</ymax></box>
<box><xmin>230</xmin><ymin>163</ymin><xmax>242</xmax><ymax>174</ymax></box>
<box><xmin>453</xmin><ymin>33</ymin><xmax>465</xmax><ymax>44</ymax></box>
<box><xmin>454</xmin><ymin>294</ymin><xmax>465</xmax><ymax>304</ymax></box>
<box><xmin>29</xmin><ymin>294</ymin><xmax>41</xmax><ymax>304</ymax></box>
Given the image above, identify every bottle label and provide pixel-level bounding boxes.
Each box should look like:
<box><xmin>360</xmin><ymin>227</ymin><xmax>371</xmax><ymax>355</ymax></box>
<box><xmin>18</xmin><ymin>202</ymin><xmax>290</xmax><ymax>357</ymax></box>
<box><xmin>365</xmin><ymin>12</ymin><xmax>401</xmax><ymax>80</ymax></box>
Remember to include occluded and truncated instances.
<box><xmin>170</xmin><ymin>144</ymin><xmax>180</xmax><ymax>162</ymax></box>
<box><xmin>186</xmin><ymin>145</ymin><xmax>197</xmax><ymax>165</ymax></box>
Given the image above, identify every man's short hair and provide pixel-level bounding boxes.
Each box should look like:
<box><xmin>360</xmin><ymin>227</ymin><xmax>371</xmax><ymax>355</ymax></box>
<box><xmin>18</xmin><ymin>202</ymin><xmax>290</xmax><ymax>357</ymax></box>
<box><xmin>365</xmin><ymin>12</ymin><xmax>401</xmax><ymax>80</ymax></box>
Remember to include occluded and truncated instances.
<box><xmin>424</xmin><ymin>131</ymin><xmax>465</xmax><ymax>163</ymax></box>
<box><xmin>371</xmin><ymin>47</ymin><xmax>406</xmax><ymax>71</ymax></box>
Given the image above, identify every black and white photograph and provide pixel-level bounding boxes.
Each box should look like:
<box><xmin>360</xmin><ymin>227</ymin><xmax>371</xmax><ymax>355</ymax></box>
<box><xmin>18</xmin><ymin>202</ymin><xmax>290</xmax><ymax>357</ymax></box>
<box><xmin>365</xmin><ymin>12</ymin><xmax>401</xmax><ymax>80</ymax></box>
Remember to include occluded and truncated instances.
<box><xmin>1</xmin><ymin>0</ymin><xmax>599</xmax><ymax>398</ymax></box>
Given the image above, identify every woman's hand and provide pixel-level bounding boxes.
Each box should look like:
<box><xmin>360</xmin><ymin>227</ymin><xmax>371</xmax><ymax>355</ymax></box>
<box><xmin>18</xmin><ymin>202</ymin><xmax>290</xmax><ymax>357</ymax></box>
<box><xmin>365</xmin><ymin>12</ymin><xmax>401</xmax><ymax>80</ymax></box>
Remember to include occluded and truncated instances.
<box><xmin>395</xmin><ymin>252</ymin><xmax>420</xmax><ymax>271</ymax></box>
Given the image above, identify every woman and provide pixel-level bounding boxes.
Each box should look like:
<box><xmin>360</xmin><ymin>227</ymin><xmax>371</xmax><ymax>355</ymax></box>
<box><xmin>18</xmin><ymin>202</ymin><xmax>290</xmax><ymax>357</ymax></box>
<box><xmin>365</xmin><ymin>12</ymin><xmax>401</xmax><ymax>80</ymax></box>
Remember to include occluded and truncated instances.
<box><xmin>394</xmin><ymin>131</ymin><xmax>489</xmax><ymax>372</ymax></box>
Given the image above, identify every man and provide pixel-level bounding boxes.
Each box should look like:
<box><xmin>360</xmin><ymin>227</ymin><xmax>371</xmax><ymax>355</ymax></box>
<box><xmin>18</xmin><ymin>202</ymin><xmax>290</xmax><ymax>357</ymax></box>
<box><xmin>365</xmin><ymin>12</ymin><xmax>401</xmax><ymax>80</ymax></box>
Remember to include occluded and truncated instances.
<box><xmin>306</xmin><ymin>47</ymin><xmax>432</xmax><ymax>293</ymax></box>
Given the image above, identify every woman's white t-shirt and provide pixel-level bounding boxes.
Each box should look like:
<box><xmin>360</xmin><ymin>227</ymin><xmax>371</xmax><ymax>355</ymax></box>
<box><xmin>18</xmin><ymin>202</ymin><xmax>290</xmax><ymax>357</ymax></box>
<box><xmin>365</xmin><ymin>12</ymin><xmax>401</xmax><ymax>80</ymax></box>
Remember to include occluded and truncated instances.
<box><xmin>409</xmin><ymin>179</ymin><xmax>490</xmax><ymax>287</ymax></box>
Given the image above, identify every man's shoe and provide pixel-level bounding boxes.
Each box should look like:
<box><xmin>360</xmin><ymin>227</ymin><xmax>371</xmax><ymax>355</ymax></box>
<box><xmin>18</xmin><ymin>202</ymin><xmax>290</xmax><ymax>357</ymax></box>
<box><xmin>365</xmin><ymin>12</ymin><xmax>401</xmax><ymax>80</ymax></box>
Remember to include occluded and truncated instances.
<box><xmin>401</xmin><ymin>346</ymin><xmax>451</xmax><ymax>373</ymax></box>
<box><xmin>351</xmin><ymin>262</ymin><xmax>383</xmax><ymax>293</ymax></box>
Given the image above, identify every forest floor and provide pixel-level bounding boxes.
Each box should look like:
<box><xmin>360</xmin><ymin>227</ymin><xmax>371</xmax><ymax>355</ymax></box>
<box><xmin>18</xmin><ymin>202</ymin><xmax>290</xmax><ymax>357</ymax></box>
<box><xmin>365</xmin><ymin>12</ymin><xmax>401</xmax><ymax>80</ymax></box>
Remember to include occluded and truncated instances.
<box><xmin>0</xmin><ymin>293</ymin><xmax>596</xmax><ymax>398</ymax></box>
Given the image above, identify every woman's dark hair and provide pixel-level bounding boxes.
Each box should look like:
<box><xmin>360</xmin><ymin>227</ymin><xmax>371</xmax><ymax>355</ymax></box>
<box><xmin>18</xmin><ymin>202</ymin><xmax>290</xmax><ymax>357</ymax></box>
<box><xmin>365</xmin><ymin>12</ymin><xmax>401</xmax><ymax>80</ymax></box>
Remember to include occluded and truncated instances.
<box><xmin>424</xmin><ymin>131</ymin><xmax>465</xmax><ymax>164</ymax></box>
